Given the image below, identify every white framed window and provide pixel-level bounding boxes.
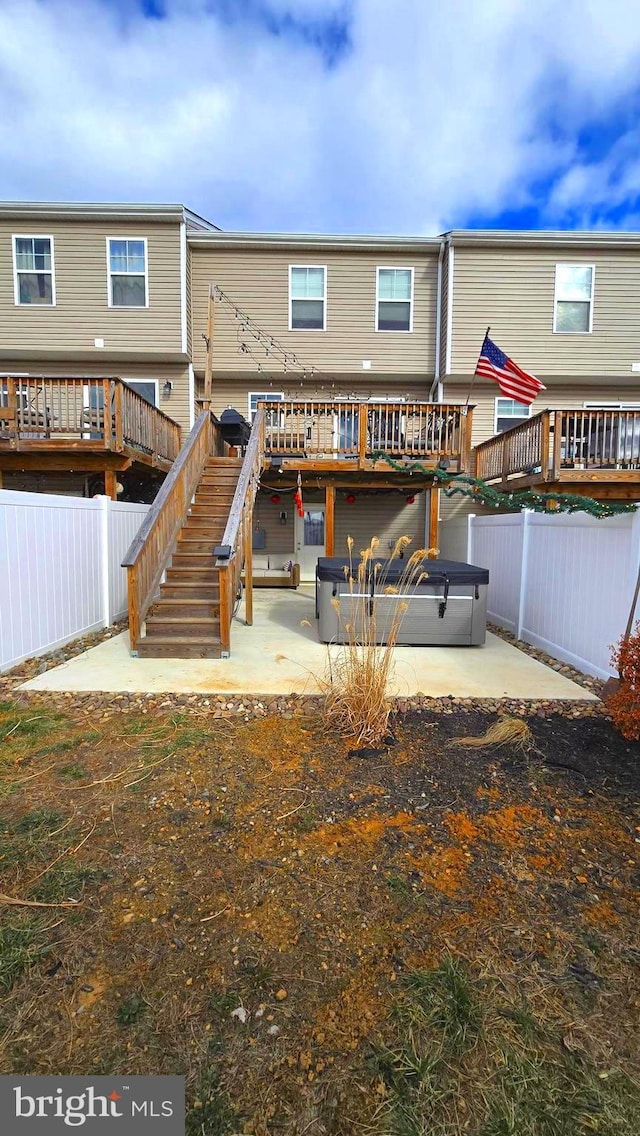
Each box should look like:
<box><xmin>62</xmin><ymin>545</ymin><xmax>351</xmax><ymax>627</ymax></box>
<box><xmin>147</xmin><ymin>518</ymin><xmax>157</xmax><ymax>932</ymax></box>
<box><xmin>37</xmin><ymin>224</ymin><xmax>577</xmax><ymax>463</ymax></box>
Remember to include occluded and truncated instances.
<box><xmin>107</xmin><ymin>238</ymin><xmax>148</xmax><ymax>307</ymax></box>
<box><xmin>124</xmin><ymin>379</ymin><xmax>158</xmax><ymax>406</ymax></box>
<box><xmin>12</xmin><ymin>235</ymin><xmax>55</xmax><ymax>305</ymax></box>
<box><xmin>554</xmin><ymin>264</ymin><xmax>594</xmax><ymax>333</ymax></box>
<box><xmin>289</xmin><ymin>266</ymin><xmax>326</xmax><ymax>330</ymax></box>
<box><xmin>376</xmin><ymin>267</ymin><xmax>413</xmax><ymax>332</ymax></box>
<box><xmin>248</xmin><ymin>391</ymin><xmax>284</xmax><ymax>422</ymax></box>
<box><xmin>495</xmin><ymin>397</ymin><xmax>532</xmax><ymax>434</ymax></box>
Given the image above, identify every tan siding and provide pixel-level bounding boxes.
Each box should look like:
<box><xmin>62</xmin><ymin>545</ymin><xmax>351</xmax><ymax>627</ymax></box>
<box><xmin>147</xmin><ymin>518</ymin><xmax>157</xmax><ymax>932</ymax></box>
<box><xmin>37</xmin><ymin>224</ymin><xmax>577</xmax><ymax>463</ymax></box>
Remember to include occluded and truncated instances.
<box><xmin>439</xmin><ymin>248</ymin><xmax>449</xmax><ymax>376</ymax></box>
<box><xmin>450</xmin><ymin>245</ymin><xmax>640</xmax><ymax>377</ymax></box>
<box><xmin>185</xmin><ymin>242</ymin><xmax>193</xmax><ymax>359</ymax></box>
<box><xmin>334</xmin><ymin>493</ymin><xmax>426</xmax><ymax>554</ymax></box>
<box><xmin>1</xmin><ymin>360</ymin><xmax>192</xmax><ymax>435</ymax></box>
<box><xmin>201</xmin><ymin>374</ymin><xmax>433</xmax><ymax>419</ymax></box>
<box><xmin>0</xmin><ymin>220</ymin><xmax>183</xmax><ymax>356</ymax></box>
<box><xmin>253</xmin><ymin>491</ymin><xmax>298</xmax><ymax>557</ymax></box>
<box><xmin>190</xmin><ymin>247</ymin><xmax>437</xmax><ymax>377</ymax></box>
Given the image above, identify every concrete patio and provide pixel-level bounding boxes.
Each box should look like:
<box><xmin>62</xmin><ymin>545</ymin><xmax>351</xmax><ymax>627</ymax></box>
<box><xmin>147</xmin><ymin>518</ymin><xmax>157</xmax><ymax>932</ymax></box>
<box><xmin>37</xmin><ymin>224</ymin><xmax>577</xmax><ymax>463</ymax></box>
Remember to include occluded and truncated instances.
<box><xmin>20</xmin><ymin>587</ymin><xmax>596</xmax><ymax>700</ymax></box>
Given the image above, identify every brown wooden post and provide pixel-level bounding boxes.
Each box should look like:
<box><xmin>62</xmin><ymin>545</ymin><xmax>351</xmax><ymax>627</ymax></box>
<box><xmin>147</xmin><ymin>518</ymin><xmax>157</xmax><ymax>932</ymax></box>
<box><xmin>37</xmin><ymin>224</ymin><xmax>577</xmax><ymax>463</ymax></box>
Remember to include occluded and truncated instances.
<box><xmin>551</xmin><ymin>411</ymin><xmax>562</xmax><ymax>481</ymax></box>
<box><xmin>127</xmin><ymin>569</ymin><xmax>140</xmax><ymax>655</ymax></box>
<box><xmin>114</xmin><ymin>380</ymin><xmax>124</xmax><ymax>450</ymax></box>
<box><xmin>428</xmin><ymin>486</ymin><xmax>439</xmax><ymax>551</ymax></box>
<box><xmin>243</xmin><ymin>508</ymin><xmax>254</xmax><ymax>626</ymax></box>
<box><xmin>358</xmin><ymin>404</ymin><xmax>368</xmax><ymax>468</ymax></box>
<box><xmin>102</xmin><ymin>379</ymin><xmax>112</xmax><ymax>448</ymax></box>
<box><xmin>202</xmin><ymin>284</ymin><xmax>215</xmax><ymax>410</ymax></box>
<box><xmin>6</xmin><ymin>377</ymin><xmax>17</xmax><ymax>447</ymax></box>
<box><xmin>460</xmin><ymin>406</ymin><xmax>473</xmax><ymax>473</ymax></box>
<box><xmin>540</xmin><ymin>410</ymin><xmax>551</xmax><ymax>481</ymax></box>
<box><xmin>325</xmin><ymin>484</ymin><xmax>335</xmax><ymax>556</ymax></box>
<box><xmin>104</xmin><ymin>469</ymin><xmax>118</xmax><ymax>500</ymax></box>
<box><xmin>218</xmin><ymin>564</ymin><xmax>231</xmax><ymax>656</ymax></box>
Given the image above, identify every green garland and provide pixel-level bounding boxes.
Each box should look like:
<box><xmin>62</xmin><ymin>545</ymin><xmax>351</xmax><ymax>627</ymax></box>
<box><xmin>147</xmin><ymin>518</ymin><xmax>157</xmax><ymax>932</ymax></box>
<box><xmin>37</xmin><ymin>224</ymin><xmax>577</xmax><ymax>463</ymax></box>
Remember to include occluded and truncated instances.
<box><xmin>369</xmin><ymin>452</ymin><xmax>637</xmax><ymax>520</ymax></box>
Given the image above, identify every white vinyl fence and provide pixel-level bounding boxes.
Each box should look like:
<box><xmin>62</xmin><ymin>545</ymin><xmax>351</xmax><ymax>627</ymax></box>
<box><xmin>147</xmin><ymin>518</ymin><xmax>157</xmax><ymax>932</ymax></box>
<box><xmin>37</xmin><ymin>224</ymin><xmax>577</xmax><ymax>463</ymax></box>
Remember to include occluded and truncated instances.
<box><xmin>0</xmin><ymin>490</ymin><xmax>148</xmax><ymax>673</ymax></box>
<box><xmin>464</xmin><ymin>509</ymin><xmax>640</xmax><ymax>678</ymax></box>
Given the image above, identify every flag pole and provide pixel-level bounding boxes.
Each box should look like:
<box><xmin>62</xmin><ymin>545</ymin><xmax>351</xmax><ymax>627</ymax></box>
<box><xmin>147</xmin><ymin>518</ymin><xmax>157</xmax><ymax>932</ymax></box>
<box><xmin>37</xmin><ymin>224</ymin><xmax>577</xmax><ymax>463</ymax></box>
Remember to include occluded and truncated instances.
<box><xmin>466</xmin><ymin>325</ymin><xmax>490</xmax><ymax>408</ymax></box>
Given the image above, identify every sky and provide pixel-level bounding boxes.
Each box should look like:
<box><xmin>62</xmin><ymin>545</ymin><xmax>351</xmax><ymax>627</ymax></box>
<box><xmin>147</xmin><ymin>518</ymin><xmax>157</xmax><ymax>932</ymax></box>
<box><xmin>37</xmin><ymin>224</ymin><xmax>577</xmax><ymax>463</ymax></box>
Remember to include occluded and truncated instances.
<box><xmin>2</xmin><ymin>0</ymin><xmax>640</xmax><ymax>234</ymax></box>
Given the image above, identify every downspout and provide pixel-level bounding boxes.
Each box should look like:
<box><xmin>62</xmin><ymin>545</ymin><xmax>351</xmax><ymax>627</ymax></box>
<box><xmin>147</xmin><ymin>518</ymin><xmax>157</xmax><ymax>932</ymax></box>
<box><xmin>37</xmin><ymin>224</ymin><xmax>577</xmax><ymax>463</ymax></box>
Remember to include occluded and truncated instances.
<box><xmin>430</xmin><ymin>237</ymin><xmax>446</xmax><ymax>402</ymax></box>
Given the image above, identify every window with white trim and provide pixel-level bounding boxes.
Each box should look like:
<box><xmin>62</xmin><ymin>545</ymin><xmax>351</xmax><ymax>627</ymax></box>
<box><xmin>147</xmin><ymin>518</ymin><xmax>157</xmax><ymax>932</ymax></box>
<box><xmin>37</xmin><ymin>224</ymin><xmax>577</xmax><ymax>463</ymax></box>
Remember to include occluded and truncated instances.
<box><xmin>13</xmin><ymin>236</ymin><xmax>55</xmax><ymax>305</ymax></box>
<box><xmin>108</xmin><ymin>238</ymin><xmax>147</xmax><ymax>307</ymax></box>
<box><xmin>289</xmin><ymin>266</ymin><xmax>325</xmax><ymax>330</ymax></box>
<box><xmin>554</xmin><ymin>264</ymin><xmax>594</xmax><ymax>333</ymax></box>
<box><xmin>124</xmin><ymin>380</ymin><xmax>158</xmax><ymax>406</ymax></box>
<box><xmin>376</xmin><ymin>267</ymin><xmax>413</xmax><ymax>332</ymax></box>
<box><xmin>248</xmin><ymin>391</ymin><xmax>284</xmax><ymax>422</ymax></box>
<box><xmin>495</xmin><ymin>397</ymin><xmax>531</xmax><ymax>434</ymax></box>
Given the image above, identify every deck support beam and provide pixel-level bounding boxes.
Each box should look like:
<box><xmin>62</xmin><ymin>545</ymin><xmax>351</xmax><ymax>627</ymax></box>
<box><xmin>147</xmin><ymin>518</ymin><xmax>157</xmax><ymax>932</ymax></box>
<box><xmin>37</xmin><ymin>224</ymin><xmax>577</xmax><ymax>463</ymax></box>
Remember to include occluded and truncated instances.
<box><xmin>325</xmin><ymin>484</ymin><xmax>335</xmax><ymax>557</ymax></box>
<box><xmin>428</xmin><ymin>487</ymin><xmax>439</xmax><ymax>552</ymax></box>
<box><xmin>104</xmin><ymin>469</ymin><xmax>118</xmax><ymax>500</ymax></box>
<box><xmin>243</xmin><ymin>506</ymin><xmax>253</xmax><ymax>626</ymax></box>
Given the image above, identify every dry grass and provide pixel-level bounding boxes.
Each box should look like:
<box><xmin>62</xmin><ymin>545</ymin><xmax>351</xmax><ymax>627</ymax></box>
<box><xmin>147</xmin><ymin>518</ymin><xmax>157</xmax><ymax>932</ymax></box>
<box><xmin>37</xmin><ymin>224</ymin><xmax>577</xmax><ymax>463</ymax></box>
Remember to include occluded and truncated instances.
<box><xmin>449</xmin><ymin>716</ymin><xmax>536</xmax><ymax>755</ymax></box>
<box><xmin>322</xmin><ymin>536</ymin><xmax>438</xmax><ymax>746</ymax></box>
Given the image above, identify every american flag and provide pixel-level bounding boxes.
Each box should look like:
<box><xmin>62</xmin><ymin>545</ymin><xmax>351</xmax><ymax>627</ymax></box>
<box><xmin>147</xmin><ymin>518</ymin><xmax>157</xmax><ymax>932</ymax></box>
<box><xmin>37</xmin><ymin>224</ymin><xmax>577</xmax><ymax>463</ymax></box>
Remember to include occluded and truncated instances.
<box><xmin>475</xmin><ymin>333</ymin><xmax>545</xmax><ymax>405</ymax></box>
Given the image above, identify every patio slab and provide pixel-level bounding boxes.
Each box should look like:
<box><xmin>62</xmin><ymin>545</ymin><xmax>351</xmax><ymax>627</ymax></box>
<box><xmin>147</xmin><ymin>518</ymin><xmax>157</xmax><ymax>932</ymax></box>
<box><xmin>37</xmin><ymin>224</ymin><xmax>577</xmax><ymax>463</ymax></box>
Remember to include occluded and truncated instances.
<box><xmin>20</xmin><ymin>588</ymin><xmax>595</xmax><ymax>700</ymax></box>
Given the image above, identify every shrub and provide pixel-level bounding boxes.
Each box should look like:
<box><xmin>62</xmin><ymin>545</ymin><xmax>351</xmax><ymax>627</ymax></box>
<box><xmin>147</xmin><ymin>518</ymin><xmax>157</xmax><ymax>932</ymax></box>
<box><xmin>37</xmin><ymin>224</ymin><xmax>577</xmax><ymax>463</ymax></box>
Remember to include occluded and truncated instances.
<box><xmin>607</xmin><ymin>622</ymin><xmax>640</xmax><ymax>740</ymax></box>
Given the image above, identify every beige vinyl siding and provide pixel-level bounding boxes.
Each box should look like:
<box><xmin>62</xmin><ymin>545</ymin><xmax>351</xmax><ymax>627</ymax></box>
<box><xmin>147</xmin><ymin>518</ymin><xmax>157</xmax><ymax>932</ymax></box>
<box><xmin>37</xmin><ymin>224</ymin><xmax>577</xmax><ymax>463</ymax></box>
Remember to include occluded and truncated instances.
<box><xmin>190</xmin><ymin>247</ymin><xmax>437</xmax><ymax>377</ymax></box>
<box><xmin>439</xmin><ymin>247</ymin><xmax>449</xmax><ymax>377</ymax></box>
<box><xmin>334</xmin><ymin>492</ymin><xmax>426</xmax><ymax>554</ymax></box>
<box><xmin>450</xmin><ymin>244</ymin><xmax>640</xmax><ymax>377</ymax></box>
<box><xmin>185</xmin><ymin>243</ymin><xmax>193</xmax><ymax>359</ymax></box>
<box><xmin>201</xmin><ymin>374</ymin><xmax>434</xmax><ymax>419</ymax></box>
<box><xmin>253</xmin><ymin>491</ymin><xmax>298</xmax><ymax>557</ymax></box>
<box><xmin>0</xmin><ymin>360</ymin><xmax>192</xmax><ymax>435</ymax></box>
<box><xmin>0</xmin><ymin>220</ymin><xmax>184</xmax><ymax>357</ymax></box>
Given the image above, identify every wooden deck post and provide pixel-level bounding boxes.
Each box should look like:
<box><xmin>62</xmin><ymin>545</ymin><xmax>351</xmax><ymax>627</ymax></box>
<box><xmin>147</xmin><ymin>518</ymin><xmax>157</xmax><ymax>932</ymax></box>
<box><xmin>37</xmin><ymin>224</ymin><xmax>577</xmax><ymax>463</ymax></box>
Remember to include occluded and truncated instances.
<box><xmin>104</xmin><ymin>469</ymin><xmax>118</xmax><ymax>500</ymax></box>
<box><xmin>358</xmin><ymin>406</ymin><xmax>368</xmax><ymax>468</ymax></box>
<box><xmin>219</xmin><ymin>564</ymin><xmax>231</xmax><ymax>657</ymax></box>
<box><xmin>325</xmin><ymin>484</ymin><xmax>335</xmax><ymax>556</ymax></box>
<box><xmin>202</xmin><ymin>284</ymin><xmax>215</xmax><ymax>410</ymax></box>
<box><xmin>243</xmin><ymin>508</ymin><xmax>253</xmax><ymax>626</ymax></box>
<box><xmin>428</xmin><ymin>486</ymin><xmax>439</xmax><ymax>551</ymax></box>
<box><xmin>114</xmin><ymin>380</ymin><xmax>124</xmax><ymax>450</ymax></box>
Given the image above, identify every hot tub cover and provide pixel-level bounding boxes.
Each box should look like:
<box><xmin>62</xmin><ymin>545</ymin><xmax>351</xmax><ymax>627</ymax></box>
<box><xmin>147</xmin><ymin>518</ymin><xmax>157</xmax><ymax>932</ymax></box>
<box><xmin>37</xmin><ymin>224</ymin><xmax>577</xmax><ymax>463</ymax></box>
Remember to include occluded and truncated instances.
<box><xmin>315</xmin><ymin>557</ymin><xmax>489</xmax><ymax>586</ymax></box>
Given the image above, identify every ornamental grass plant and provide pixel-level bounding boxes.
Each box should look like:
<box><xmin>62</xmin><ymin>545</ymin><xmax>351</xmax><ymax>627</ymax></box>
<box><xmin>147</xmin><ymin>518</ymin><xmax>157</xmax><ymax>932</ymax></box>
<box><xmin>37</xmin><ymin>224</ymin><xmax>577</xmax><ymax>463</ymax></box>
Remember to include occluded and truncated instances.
<box><xmin>322</xmin><ymin>536</ymin><xmax>438</xmax><ymax>746</ymax></box>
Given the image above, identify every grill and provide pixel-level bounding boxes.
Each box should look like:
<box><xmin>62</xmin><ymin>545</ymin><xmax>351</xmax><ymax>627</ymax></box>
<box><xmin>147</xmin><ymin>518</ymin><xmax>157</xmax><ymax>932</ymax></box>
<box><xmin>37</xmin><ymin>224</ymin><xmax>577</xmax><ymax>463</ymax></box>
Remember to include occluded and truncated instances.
<box><xmin>219</xmin><ymin>407</ymin><xmax>252</xmax><ymax>450</ymax></box>
<box><xmin>316</xmin><ymin>557</ymin><xmax>489</xmax><ymax>646</ymax></box>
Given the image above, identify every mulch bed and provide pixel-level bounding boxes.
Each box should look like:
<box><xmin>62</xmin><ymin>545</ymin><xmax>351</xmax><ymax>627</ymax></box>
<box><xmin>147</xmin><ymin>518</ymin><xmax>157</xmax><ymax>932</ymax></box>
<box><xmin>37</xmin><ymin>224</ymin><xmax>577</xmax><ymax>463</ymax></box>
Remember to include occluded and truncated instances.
<box><xmin>1</xmin><ymin>701</ymin><xmax>638</xmax><ymax>1133</ymax></box>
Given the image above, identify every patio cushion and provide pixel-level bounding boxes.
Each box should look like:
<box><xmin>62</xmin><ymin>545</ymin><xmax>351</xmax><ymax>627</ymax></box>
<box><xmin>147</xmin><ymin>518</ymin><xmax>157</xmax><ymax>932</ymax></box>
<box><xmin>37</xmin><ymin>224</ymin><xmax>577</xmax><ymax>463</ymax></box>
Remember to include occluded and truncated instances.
<box><xmin>253</xmin><ymin>555</ymin><xmax>270</xmax><ymax>570</ymax></box>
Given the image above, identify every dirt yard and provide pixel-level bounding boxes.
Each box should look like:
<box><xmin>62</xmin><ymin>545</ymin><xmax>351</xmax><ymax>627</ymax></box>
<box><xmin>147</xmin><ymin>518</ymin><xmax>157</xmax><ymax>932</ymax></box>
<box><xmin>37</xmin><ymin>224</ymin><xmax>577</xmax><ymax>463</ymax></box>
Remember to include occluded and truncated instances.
<box><xmin>1</xmin><ymin>699</ymin><xmax>639</xmax><ymax>1134</ymax></box>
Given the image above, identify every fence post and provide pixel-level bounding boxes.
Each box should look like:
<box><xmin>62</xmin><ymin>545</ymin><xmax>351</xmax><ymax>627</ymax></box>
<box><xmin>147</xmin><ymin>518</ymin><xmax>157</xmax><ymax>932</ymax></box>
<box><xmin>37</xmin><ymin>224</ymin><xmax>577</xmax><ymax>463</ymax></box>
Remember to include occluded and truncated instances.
<box><xmin>516</xmin><ymin>510</ymin><xmax>530</xmax><ymax>641</ymax></box>
<box><xmin>467</xmin><ymin>513</ymin><xmax>476</xmax><ymax>563</ymax></box>
<box><xmin>99</xmin><ymin>495</ymin><xmax>111</xmax><ymax>627</ymax></box>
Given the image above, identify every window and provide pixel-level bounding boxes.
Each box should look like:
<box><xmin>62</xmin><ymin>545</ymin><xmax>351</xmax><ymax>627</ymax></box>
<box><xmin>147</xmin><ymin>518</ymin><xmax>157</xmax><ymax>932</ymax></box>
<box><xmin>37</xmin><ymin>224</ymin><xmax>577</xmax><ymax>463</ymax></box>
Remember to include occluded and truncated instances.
<box><xmin>107</xmin><ymin>238</ymin><xmax>147</xmax><ymax>307</ymax></box>
<box><xmin>554</xmin><ymin>264</ymin><xmax>594</xmax><ymax>333</ymax></box>
<box><xmin>495</xmin><ymin>397</ymin><xmax>531</xmax><ymax>434</ymax></box>
<box><xmin>124</xmin><ymin>380</ymin><xmax>158</xmax><ymax>406</ymax></box>
<box><xmin>248</xmin><ymin>391</ymin><xmax>284</xmax><ymax>422</ymax></box>
<box><xmin>376</xmin><ymin>267</ymin><xmax>413</xmax><ymax>332</ymax></box>
<box><xmin>13</xmin><ymin>236</ymin><xmax>55</xmax><ymax>305</ymax></box>
<box><xmin>289</xmin><ymin>266</ymin><xmax>326</xmax><ymax>330</ymax></box>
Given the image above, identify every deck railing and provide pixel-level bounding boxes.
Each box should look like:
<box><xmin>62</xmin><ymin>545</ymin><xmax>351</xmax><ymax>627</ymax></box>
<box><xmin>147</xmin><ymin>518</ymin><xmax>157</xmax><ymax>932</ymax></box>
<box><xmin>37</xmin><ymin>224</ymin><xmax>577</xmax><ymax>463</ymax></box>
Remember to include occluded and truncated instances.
<box><xmin>122</xmin><ymin>410</ymin><xmax>226</xmax><ymax>653</ymax></box>
<box><xmin>216</xmin><ymin>407</ymin><xmax>265</xmax><ymax>656</ymax></box>
<box><xmin>475</xmin><ymin>408</ymin><xmax>640</xmax><ymax>485</ymax></box>
<box><xmin>0</xmin><ymin>376</ymin><xmax>181</xmax><ymax>468</ymax></box>
<box><xmin>260</xmin><ymin>400</ymin><xmax>473</xmax><ymax>469</ymax></box>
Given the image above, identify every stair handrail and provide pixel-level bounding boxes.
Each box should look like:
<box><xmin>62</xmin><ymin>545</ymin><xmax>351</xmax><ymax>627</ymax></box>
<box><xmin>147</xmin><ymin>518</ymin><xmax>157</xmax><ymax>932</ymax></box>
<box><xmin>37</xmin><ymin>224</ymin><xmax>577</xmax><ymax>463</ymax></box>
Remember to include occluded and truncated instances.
<box><xmin>216</xmin><ymin>407</ymin><xmax>266</xmax><ymax>656</ymax></box>
<box><xmin>122</xmin><ymin>409</ymin><xmax>224</xmax><ymax>653</ymax></box>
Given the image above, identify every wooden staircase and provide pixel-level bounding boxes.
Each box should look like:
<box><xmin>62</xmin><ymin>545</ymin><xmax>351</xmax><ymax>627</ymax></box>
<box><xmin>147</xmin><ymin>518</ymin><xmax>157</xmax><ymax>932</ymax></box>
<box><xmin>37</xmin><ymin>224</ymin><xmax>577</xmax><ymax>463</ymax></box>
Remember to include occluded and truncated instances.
<box><xmin>137</xmin><ymin>457</ymin><xmax>242</xmax><ymax>658</ymax></box>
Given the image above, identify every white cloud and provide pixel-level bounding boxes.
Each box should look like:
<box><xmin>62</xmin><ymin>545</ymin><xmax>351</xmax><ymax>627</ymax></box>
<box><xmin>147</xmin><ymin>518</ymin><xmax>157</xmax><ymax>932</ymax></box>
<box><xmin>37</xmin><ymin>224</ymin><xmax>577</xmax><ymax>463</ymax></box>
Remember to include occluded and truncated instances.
<box><xmin>1</xmin><ymin>0</ymin><xmax>640</xmax><ymax>232</ymax></box>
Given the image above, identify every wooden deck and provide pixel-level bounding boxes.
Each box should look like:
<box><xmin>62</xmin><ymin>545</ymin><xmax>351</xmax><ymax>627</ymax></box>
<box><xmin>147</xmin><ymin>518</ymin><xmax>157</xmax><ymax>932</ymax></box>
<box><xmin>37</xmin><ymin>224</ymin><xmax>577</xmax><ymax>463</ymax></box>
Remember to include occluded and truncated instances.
<box><xmin>0</xmin><ymin>376</ymin><xmax>182</xmax><ymax>484</ymax></box>
<box><xmin>475</xmin><ymin>409</ymin><xmax>640</xmax><ymax>500</ymax></box>
<box><xmin>260</xmin><ymin>399</ymin><xmax>473</xmax><ymax>473</ymax></box>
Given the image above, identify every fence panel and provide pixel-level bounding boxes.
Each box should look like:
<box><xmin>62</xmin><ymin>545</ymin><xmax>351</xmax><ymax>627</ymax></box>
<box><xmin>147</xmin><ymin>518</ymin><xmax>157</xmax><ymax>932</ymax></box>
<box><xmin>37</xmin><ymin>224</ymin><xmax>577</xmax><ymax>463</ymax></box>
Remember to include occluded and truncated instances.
<box><xmin>0</xmin><ymin>490</ymin><xmax>148</xmax><ymax>672</ymax></box>
<box><xmin>467</xmin><ymin>509</ymin><xmax>640</xmax><ymax>677</ymax></box>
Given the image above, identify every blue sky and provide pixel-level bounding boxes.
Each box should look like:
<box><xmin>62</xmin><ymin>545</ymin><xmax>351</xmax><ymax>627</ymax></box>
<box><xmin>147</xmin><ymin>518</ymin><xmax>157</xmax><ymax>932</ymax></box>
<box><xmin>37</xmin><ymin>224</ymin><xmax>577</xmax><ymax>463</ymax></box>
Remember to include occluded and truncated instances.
<box><xmin>2</xmin><ymin>0</ymin><xmax>640</xmax><ymax>234</ymax></box>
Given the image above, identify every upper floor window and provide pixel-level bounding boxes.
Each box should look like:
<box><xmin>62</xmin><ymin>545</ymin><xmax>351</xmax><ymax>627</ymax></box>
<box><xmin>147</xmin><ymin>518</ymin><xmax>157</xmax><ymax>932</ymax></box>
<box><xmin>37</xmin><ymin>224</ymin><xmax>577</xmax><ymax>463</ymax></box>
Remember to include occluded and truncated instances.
<box><xmin>108</xmin><ymin>238</ymin><xmax>148</xmax><ymax>307</ymax></box>
<box><xmin>289</xmin><ymin>266</ymin><xmax>325</xmax><ymax>330</ymax></box>
<box><xmin>376</xmin><ymin>267</ymin><xmax>413</xmax><ymax>332</ymax></box>
<box><xmin>495</xmin><ymin>397</ymin><xmax>531</xmax><ymax>434</ymax></box>
<box><xmin>13</xmin><ymin>236</ymin><xmax>55</xmax><ymax>305</ymax></box>
<box><xmin>248</xmin><ymin>391</ymin><xmax>284</xmax><ymax>423</ymax></box>
<box><xmin>554</xmin><ymin>264</ymin><xmax>594</xmax><ymax>333</ymax></box>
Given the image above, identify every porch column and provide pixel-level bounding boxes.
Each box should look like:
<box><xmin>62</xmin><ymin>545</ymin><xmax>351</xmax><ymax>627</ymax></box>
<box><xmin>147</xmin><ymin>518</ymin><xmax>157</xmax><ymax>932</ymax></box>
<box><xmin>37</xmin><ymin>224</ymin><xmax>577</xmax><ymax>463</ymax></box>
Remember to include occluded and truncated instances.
<box><xmin>428</xmin><ymin>486</ymin><xmax>439</xmax><ymax>551</ymax></box>
<box><xmin>104</xmin><ymin>469</ymin><xmax>118</xmax><ymax>501</ymax></box>
<box><xmin>325</xmin><ymin>484</ymin><xmax>335</xmax><ymax>557</ymax></box>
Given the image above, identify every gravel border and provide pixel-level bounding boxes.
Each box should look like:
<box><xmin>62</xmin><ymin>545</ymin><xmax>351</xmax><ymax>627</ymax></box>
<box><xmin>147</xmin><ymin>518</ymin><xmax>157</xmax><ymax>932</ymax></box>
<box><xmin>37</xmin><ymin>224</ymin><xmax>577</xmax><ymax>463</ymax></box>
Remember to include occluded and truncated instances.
<box><xmin>0</xmin><ymin>620</ymin><xmax>607</xmax><ymax>722</ymax></box>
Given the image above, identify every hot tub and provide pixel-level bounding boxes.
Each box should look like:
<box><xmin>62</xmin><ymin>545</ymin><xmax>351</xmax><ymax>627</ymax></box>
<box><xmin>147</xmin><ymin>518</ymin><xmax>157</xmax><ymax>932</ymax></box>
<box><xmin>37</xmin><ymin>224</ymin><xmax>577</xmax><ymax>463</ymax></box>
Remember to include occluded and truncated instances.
<box><xmin>316</xmin><ymin>557</ymin><xmax>489</xmax><ymax>646</ymax></box>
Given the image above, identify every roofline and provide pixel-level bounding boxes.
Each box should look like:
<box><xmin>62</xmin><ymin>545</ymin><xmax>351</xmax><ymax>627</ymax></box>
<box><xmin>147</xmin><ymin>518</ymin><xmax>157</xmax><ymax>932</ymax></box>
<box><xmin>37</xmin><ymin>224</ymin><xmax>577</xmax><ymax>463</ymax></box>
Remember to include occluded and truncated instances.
<box><xmin>0</xmin><ymin>201</ymin><xmax>213</xmax><ymax>225</ymax></box>
<box><xmin>188</xmin><ymin>230</ymin><xmax>442</xmax><ymax>251</ymax></box>
<box><xmin>444</xmin><ymin>228</ymin><xmax>640</xmax><ymax>248</ymax></box>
